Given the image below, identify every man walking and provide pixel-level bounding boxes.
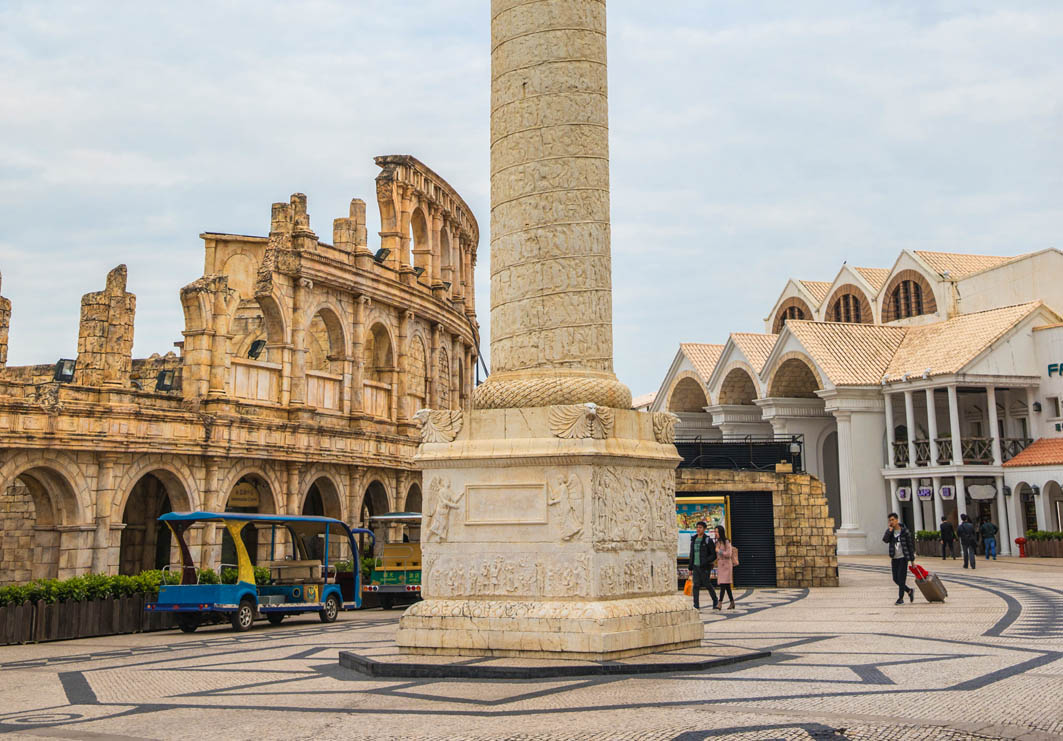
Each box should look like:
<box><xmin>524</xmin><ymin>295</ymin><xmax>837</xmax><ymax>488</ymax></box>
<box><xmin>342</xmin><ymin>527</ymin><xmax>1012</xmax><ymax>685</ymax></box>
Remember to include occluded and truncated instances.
<box><xmin>939</xmin><ymin>515</ymin><xmax>957</xmax><ymax>560</ymax></box>
<box><xmin>882</xmin><ymin>512</ymin><xmax>915</xmax><ymax>605</ymax></box>
<box><xmin>688</xmin><ymin>521</ymin><xmax>719</xmax><ymax>610</ymax></box>
<box><xmin>980</xmin><ymin>517</ymin><xmax>999</xmax><ymax>560</ymax></box>
<box><xmin>958</xmin><ymin>513</ymin><xmax>978</xmax><ymax>569</ymax></box>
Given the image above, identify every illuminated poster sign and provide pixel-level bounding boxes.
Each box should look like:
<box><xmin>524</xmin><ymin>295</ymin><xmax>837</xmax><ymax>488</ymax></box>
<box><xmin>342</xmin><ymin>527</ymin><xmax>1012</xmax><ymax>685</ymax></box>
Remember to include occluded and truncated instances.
<box><xmin>896</xmin><ymin>487</ymin><xmax>911</xmax><ymax>502</ymax></box>
<box><xmin>676</xmin><ymin>497</ymin><xmax>727</xmax><ymax>560</ymax></box>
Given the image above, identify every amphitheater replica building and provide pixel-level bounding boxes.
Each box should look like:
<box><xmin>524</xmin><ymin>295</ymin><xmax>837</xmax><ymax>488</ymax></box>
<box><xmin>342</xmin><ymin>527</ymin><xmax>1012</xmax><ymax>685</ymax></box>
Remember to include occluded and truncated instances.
<box><xmin>0</xmin><ymin>155</ymin><xmax>479</xmax><ymax>585</ymax></box>
<box><xmin>653</xmin><ymin>248</ymin><xmax>1063</xmax><ymax>557</ymax></box>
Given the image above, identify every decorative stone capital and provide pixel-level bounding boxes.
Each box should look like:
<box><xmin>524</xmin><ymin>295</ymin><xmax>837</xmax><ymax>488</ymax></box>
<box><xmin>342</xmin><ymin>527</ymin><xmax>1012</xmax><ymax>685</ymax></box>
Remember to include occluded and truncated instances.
<box><xmin>549</xmin><ymin>403</ymin><xmax>614</xmax><ymax>440</ymax></box>
<box><xmin>414</xmin><ymin>408</ymin><xmax>464</xmax><ymax>443</ymax></box>
<box><xmin>652</xmin><ymin>412</ymin><xmax>680</xmax><ymax>444</ymax></box>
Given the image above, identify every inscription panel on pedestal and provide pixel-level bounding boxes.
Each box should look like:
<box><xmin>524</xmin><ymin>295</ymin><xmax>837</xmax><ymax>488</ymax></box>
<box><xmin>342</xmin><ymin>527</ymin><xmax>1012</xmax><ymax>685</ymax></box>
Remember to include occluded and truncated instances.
<box><xmin>465</xmin><ymin>483</ymin><xmax>547</xmax><ymax>525</ymax></box>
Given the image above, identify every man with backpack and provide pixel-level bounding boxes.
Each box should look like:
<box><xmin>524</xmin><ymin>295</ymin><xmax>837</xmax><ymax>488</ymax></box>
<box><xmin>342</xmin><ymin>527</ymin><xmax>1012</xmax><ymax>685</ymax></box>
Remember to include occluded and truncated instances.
<box><xmin>980</xmin><ymin>517</ymin><xmax>999</xmax><ymax>560</ymax></box>
<box><xmin>958</xmin><ymin>513</ymin><xmax>978</xmax><ymax>569</ymax></box>
<box><xmin>939</xmin><ymin>515</ymin><xmax>957</xmax><ymax>560</ymax></box>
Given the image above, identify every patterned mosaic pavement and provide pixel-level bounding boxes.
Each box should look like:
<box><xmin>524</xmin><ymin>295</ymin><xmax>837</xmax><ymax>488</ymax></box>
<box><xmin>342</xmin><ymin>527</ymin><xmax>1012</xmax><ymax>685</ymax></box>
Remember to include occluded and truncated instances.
<box><xmin>0</xmin><ymin>556</ymin><xmax>1061</xmax><ymax>740</ymax></box>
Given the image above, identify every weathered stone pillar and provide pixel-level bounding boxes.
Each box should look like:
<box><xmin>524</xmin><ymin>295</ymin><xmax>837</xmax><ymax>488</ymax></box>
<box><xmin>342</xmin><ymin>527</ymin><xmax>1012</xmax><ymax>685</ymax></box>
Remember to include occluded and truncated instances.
<box><xmin>471</xmin><ymin>0</ymin><xmax>629</xmax><ymax>410</ymax></box>
<box><xmin>0</xmin><ymin>272</ymin><xmax>10</xmax><ymax>368</ymax></box>
<box><xmin>91</xmin><ymin>453</ymin><xmax>121</xmax><ymax>573</ymax></box>
<box><xmin>397</xmin><ymin>0</ymin><xmax>701</xmax><ymax>660</ymax></box>
<box><xmin>290</xmin><ymin>278</ymin><xmax>312</xmax><ymax>407</ymax></box>
<box><xmin>76</xmin><ymin>266</ymin><xmax>136</xmax><ymax>388</ymax></box>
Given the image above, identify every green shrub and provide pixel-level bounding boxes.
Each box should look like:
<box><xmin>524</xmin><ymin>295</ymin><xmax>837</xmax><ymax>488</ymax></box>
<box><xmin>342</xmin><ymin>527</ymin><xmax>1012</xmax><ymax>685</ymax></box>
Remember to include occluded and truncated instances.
<box><xmin>361</xmin><ymin>555</ymin><xmax>381</xmax><ymax>581</ymax></box>
<box><xmin>108</xmin><ymin>575</ymin><xmax>138</xmax><ymax>599</ymax></box>
<box><xmin>254</xmin><ymin>566</ymin><xmax>271</xmax><ymax>585</ymax></box>
<box><xmin>1025</xmin><ymin>530</ymin><xmax>1063</xmax><ymax>541</ymax></box>
<box><xmin>197</xmin><ymin>568</ymin><xmax>220</xmax><ymax>585</ymax></box>
<box><xmin>915</xmin><ymin>530</ymin><xmax>940</xmax><ymax>541</ymax></box>
<box><xmin>0</xmin><ymin>584</ymin><xmax>29</xmax><ymax>607</ymax></box>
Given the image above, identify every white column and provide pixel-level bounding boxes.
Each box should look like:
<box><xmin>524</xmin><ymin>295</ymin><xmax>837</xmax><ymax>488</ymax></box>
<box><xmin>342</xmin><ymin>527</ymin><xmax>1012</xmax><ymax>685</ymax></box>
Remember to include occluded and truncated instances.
<box><xmin>955</xmin><ymin>475</ymin><xmax>966</xmax><ymax>522</ymax></box>
<box><xmin>835</xmin><ymin>411</ymin><xmax>858</xmax><ymax>530</ymax></box>
<box><xmin>904</xmin><ymin>390</ymin><xmax>918</xmax><ymax>467</ymax></box>
<box><xmin>932</xmin><ymin>475</ymin><xmax>944</xmax><ymax>526</ymax></box>
<box><xmin>1002</xmin><ymin>389</ymin><xmax>1013</xmax><ymax>440</ymax></box>
<box><xmin>889</xmin><ymin>478</ymin><xmax>900</xmax><ymax>514</ymax></box>
<box><xmin>994</xmin><ymin>474</ymin><xmax>1010</xmax><ymax>555</ymax></box>
<box><xmin>925</xmin><ymin>388</ymin><xmax>940</xmax><ymax>466</ymax></box>
<box><xmin>912</xmin><ymin>478</ymin><xmax>925</xmax><ymax>532</ymax></box>
<box><xmin>884</xmin><ymin>392</ymin><xmax>896</xmax><ymax>467</ymax></box>
<box><xmin>987</xmin><ymin>386</ymin><xmax>1002</xmax><ymax>466</ymax></box>
<box><xmin>948</xmin><ymin>385</ymin><xmax>963</xmax><ymax>465</ymax></box>
<box><xmin>1026</xmin><ymin>387</ymin><xmax>1038</xmax><ymax>440</ymax></box>
<box><xmin>1034</xmin><ymin>482</ymin><xmax>1050</xmax><ymax>533</ymax></box>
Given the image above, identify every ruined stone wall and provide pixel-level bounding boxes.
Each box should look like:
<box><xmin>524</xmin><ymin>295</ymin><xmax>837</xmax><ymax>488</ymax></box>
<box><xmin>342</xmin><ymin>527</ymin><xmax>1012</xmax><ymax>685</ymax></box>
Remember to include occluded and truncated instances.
<box><xmin>677</xmin><ymin>468</ymin><xmax>839</xmax><ymax>588</ymax></box>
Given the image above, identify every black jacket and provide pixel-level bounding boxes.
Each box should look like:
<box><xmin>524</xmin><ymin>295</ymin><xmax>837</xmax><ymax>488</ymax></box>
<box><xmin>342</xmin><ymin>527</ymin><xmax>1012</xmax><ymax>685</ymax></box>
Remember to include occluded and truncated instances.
<box><xmin>688</xmin><ymin>533</ymin><xmax>717</xmax><ymax>570</ymax></box>
<box><xmin>939</xmin><ymin>520</ymin><xmax>956</xmax><ymax>542</ymax></box>
<box><xmin>882</xmin><ymin>525</ymin><xmax>915</xmax><ymax>561</ymax></box>
<box><xmin>958</xmin><ymin>521</ymin><xmax>978</xmax><ymax>545</ymax></box>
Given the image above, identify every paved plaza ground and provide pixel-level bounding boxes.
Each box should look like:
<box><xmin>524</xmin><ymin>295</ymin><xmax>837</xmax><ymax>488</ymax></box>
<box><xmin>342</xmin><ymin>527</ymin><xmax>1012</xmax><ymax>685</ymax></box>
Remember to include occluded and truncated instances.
<box><xmin>0</xmin><ymin>556</ymin><xmax>1061</xmax><ymax>740</ymax></box>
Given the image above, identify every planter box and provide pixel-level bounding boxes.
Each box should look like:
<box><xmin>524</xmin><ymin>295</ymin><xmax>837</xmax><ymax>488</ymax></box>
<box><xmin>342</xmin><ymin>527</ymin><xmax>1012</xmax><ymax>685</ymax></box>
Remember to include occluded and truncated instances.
<box><xmin>915</xmin><ymin>540</ymin><xmax>939</xmax><ymax>558</ymax></box>
<box><xmin>1026</xmin><ymin>539</ymin><xmax>1063</xmax><ymax>558</ymax></box>
<box><xmin>1</xmin><ymin>595</ymin><xmax>177</xmax><ymax>646</ymax></box>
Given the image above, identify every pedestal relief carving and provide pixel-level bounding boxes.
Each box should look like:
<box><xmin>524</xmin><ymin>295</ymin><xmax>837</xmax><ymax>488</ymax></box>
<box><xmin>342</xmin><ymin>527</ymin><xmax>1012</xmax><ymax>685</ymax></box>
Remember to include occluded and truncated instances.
<box><xmin>547</xmin><ymin>470</ymin><xmax>584</xmax><ymax>541</ymax></box>
<box><xmin>549</xmin><ymin>403</ymin><xmax>614</xmax><ymax>440</ymax></box>
<box><xmin>424</xmin><ymin>476</ymin><xmax>463</xmax><ymax>543</ymax></box>
<box><xmin>414</xmin><ymin>409</ymin><xmax>463</xmax><ymax>443</ymax></box>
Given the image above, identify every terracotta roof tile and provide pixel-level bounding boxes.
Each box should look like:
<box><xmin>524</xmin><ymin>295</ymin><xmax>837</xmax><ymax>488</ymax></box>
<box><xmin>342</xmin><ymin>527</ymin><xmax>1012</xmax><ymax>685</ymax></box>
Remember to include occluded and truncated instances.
<box><xmin>883</xmin><ymin>302</ymin><xmax>1043</xmax><ymax>382</ymax></box>
<box><xmin>913</xmin><ymin>250</ymin><xmax>1019</xmax><ymax>279</ymax></box>
<box><xmin>783</xmin><ymin>322</ymin><xmax>907</xmax><ymax>385</ymax></box>
<box><xmin>799</xmin><ymin>280</ymin><xmax>833</xmax><ymax>305</ymax></box>
<box><xmin>730</xmin><ymin>333</ymin><xmax>778</xmax><ymax>374</ymax></box>
<box><xmin>854</xmin><ymin>267</ymin><xmax>890</xmax><ymax>292</ymax></box>
<box><xmin>631</xmin><ymin>391</ymin><xmax>657</xmax><ymax>409</ymax></box>
<box><xmin>1003</xmin><ymin>438</ymin><xmax>1063</xmax><ymax>468</ymax></box>
<box><xmin>680</xmin><ymin>343</ymin><xmax>725</xmax><ymax>382</ymax></box>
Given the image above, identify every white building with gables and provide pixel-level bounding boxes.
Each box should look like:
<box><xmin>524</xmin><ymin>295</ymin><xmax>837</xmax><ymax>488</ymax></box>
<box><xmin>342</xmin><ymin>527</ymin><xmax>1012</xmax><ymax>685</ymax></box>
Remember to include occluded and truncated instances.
<box><xmin>651</xmin><ymin>249</ymin><xmax>1063</xmax><ymax>555</ymax></box>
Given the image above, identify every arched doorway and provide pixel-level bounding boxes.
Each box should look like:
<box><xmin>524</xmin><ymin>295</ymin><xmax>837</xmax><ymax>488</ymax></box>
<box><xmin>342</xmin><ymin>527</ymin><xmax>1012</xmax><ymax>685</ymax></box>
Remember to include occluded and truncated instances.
<box><xmin>821</xmin><ymin>431</ymin><xmax>841</xmax><ymax>527</ymax></box>
<box><xmin>0</xmin><ymin>470</ymin><xmax>66</xmax><ymax>584</ymax></box>
<box><xmin>361</xmin><ymin>480</ymin><xmax>391</xmax><ymax>552</ymax></box>
<box><xmin>119</xmin><ymin>473</ymin><xmax>180</xmax><ymax>575</ymax></box>
<box><xmin>364</xmin><ymin>323</ymin><xmax>395</xmax><ymax>419</ymax></box>
<box><xmin>1044</xmin><ymin>481</ymin><xmax>1063</xmax><ymax>531</ymax></box>
<box><xmin>302</xmin><ymin>476</ymin><xmax>344</xmax><ymax>561</ymax></box>
<box><xmin>221</xmin><ymin>473</ymin><xmax>275</xmax><ymax>567</ymax></box>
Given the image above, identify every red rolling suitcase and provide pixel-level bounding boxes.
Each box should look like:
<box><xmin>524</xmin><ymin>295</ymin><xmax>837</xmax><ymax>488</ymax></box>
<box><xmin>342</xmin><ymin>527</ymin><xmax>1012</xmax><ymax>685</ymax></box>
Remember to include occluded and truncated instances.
<box><xmin>909</xmin><ymin>563</ymin><xmax>947</xmax><ymax>602</ymax></box>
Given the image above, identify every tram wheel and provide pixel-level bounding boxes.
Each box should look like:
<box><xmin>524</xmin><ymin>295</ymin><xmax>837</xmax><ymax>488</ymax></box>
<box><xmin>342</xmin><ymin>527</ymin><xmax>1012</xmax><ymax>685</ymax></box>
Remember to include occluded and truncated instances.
<box><xmin>177</xmin><ymin>616</ymin><xmax>199</xmax><ymax>633</ymax></box>
<box><xmin>319</xmin><ymin>594</ymin><xmax>339</xmax><ymax>623</ymax></box>
<box><xmin>231</xmin><ymin>598</ymin><xmax>256</xmax><ymax>632</ymax></box>
<box><xmin>267</xmin><ymin>614</ymin><xmax>285</xmax><ymax>626</ymax></box>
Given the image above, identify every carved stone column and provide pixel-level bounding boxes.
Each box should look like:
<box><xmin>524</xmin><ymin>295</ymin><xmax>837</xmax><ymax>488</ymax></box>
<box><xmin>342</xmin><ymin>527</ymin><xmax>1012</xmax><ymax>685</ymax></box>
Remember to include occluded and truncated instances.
<box><xmin>290</xmin><ymin>278</ymin><xmax>312</xmax><ymax>407</ymax></box>
<box><xmin>91</xmin><ymin>453</ymin><xmax>121</xmax><ymax>573</ymax></box>
<box><xmin>471</xmin><ymin>0</ymin><xmax>629</xmax><ymax>411</ymax></box>
<box><xmin>397</xmin><ymin>0</ymin><xmax>701</xmax><ymax>661</ymax></box>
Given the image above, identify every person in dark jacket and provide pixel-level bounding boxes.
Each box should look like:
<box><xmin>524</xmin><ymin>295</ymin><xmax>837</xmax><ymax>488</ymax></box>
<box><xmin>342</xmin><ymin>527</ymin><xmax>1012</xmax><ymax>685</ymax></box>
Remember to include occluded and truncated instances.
<box><xmin>688</xmin><ymin>521</ymin><xmax>719</xmax><ymax>610</ymax></box>
<box><xmin>958</xmin><ymin>513</ymin><xmax>978</xmax><ymax>569</ymax></box>
<box><xmin>979</xmin><ymin>518</ymin><xmax>999</xmax><ymax>560</ymax></box>
<box><xmin>882</xmin><ymin>512</ymin><xmax>915</xmax><ymax>605</ymax></box>
<box><xmin>939</xmin><ymin>515</ymin><xmax>957</xmax><ymax>560</ymax></box>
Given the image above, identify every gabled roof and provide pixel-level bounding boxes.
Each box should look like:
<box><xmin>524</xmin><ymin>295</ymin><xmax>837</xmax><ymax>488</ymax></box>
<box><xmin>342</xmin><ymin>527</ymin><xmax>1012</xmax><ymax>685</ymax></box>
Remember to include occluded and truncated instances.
<box><xmin>854</xmin><ymin>267</ymin><xmax>890</xmax><ymax>292</ymax></box>
<box><xmin>782</xmin><ymin>322</ymin><xmax>907</xmax><ymax>386</ymax></box>
<box><xmin>680</xmin><ymin>343</ymin><xmax>724</xmax><ymax>381</ymax></box>
<box><xmin>1003</xmin><ymin>438</ymin><xmax>1063</xmax><ymax>468</ymax></box>
<box><xmin>913</xmin><ymin>251</ymin><xmax>1019</xmax><ymax>279</ymax></box>
<box><xmin>730</xmin><ymin>333</ymin><xmax>778</xmax><ymax>374</ymax></box>
<box><xmin>883</xmin><ymin>302</ymin><xmax>1046</xmax><ymax>382</ymax></box>
<box><xmin>799</xmin><ymin>280</ymin><xmax>833</xmax><ymax>305</ymax></box>
<box><xmin>631</xmin><ymin>391</ymin><xmax>657</xmax><ymax>409</ymax></box>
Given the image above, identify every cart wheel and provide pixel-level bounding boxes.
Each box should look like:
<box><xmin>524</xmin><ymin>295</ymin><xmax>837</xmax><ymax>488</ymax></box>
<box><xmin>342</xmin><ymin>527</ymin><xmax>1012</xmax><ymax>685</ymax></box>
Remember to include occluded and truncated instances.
<box><xmin>266</xmin><ymin>614</ymin><xmax>284</xmax><ymax>626</ymax></box>
<box><xmin>177</xmin><ymin>616</ymin><xmax>199</xmax><ymax>633</ymax></box>
<box><xmin>231</xmin><ymin>598</ymin><xmax>256</xmax><ymax>632</ymax></box>
<box><xmin>319</xmin><ymin>594</ymin><xmax>339</xmax><ymax>623</ymax></box>
<box><xmin>380</xmin><ymin>595</ymin><xmax>394</xmax><ymax>610</ymax></box>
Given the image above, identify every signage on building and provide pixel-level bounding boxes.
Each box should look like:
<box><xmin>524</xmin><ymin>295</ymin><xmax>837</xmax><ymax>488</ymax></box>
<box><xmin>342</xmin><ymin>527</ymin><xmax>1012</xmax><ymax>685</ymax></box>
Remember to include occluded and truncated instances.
<box><xmin>940</xmin><ymin>485</ymin><xmax>955</xmax><ymax>500</ymax></box>
<box><xmin>229</xmin><ymin>482</ymin><xmax>259</xmax><ymax>508</ymax></box>
<box><xmin>896</xmin><ymin>487</ymin><xmax>911</xmax><ymax>502</ymax></box>
<box><xmin>917</xmin><ymin>487</ymin><xmax>934</xmax><ymax>501</ymax></box>
<box><xmin>676</xmin><ymin>497</ymin><xmax>727</xmax><ymax>560</ymax></box>
<box><xmin>1049</xmin><ymin>364</ymin><xmax>1061</xmax><ymax>376</ymax></box>
<box><xmin>967</xmin><ymin>483</ymin><xmax>997</xmax><ymax>501</ymax></box>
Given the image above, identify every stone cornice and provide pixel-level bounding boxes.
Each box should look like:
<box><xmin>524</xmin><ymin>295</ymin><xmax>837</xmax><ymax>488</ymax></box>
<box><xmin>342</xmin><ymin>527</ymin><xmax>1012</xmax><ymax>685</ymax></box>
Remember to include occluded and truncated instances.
<box><xmin>754</xmin><ymin>397</ymin><xmax>828</xmax><ymax>419</ymax></box>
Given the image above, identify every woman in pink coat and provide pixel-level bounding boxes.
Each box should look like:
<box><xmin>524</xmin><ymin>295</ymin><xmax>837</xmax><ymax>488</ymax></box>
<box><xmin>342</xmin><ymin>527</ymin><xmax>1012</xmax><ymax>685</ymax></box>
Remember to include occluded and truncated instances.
<box><xmin>714</xmin><ymin>525</ymin><xmax>736</xmax><ymax>610</ymax></box>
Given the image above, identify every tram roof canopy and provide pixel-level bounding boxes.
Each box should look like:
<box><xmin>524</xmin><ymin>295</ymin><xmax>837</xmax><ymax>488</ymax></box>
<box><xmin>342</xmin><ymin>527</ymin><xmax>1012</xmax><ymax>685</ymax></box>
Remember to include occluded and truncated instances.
<box><xmin>368</xmin><ymin>512</ymin><xmax>422</xmax><ymax>522</ymax></box>
<box><xmin>160</xmin><ymin>511</ymin><xmax>352</xmax><ymax>527</ymax></box>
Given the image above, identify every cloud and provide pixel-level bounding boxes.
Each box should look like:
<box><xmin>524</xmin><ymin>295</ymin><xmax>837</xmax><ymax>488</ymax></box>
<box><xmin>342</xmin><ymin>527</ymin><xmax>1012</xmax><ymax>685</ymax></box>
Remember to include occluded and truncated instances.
<box><xmin>0</xmin><ymin>1</ymin><xmax>1061</xmax><ymax>399</ymax></box>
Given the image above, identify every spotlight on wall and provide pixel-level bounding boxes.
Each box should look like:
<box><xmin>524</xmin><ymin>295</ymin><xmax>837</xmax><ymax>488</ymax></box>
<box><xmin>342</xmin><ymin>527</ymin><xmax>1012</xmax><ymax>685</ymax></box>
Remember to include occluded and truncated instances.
<box><xmin>155</xmin><ymin>369</ymin><xmax>176</xmax><ymax>392</ymax></box>
<box><xmin>413</xmin><ymin>266</ymin><xmax>425</xmax><ymax>278</ymax></box>
<box><xmin>373</xmin><ymin>248</ymin><xmax>391</xmax><ymax>263</ymax></box>
<box><xmin>1002</xmin><ymin>485</ymin><xmax>1012</xmax><ymax>497</ymax></box>
<box><xmin>922</xmin><ymin>368</ymin><xmax>931</xmax><ymax>379</ymax></box>
<box><xmin>53</xmin><ymin>358</ymin><xmax>76</xmax><ymax>383</ymax></box>
<box><xmin>248</xmin><ymin>340</ymin><xmax>267</xmax><ymax>359</ymax></box>
<box><xmin>441</xmin><ymin>281</ymin><xmax>452</xmax><ymax>291</ymax></box>
<box><xmin>788</xmin><ymin>441</ymin><xmax>802</xmax><ymax>455</ymax></box>
<box><xmin>1033</xmin><ymin>401</ymin><xmax>1043</xmax><ymax>413</ymax></box>
<box><xmin>1032</xmin><ymin>484</ymin><xmax>1041</xmax><ymax>496</ymax></box>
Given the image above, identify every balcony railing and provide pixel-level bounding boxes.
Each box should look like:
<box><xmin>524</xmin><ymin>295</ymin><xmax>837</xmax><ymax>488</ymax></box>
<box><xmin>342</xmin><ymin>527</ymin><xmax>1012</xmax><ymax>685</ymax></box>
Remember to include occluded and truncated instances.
<box><xmin>674</xmin><ymin>435</ymin><xmax>803</xmax><ymax>472</ymax></box>
<box><xmin>891</xmin><ymin>437</ymin><xmax>1032</xmax><ymax>467</ymax></box>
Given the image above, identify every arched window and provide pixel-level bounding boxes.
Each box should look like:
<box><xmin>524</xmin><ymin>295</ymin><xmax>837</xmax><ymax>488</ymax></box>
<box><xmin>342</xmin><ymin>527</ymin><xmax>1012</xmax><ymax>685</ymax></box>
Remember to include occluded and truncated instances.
<box><xmin>882</xmin><ymin>271</ymin><xmax>937</xmax><ymax>322</ymax></box>
<box><xmin>772</xmin><ymin>297</ymin><xmax>813</xmax><ymax>333</ymax></box>
<box><xmin>833</xmin><ymin>294</ymin><xmax>860</xmax><ymax>323</ymax></box>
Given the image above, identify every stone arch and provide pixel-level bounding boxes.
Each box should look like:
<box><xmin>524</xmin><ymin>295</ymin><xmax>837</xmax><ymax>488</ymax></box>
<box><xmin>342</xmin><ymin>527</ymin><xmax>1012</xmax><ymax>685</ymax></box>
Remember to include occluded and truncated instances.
<box><xmin>407</xmin><ymin>332</ymin><xmax>429</xmax><ymax>412</ymax></box>
<box><xmin>218</xmin><ymin>468</ymin><xmax>281</xmax><ymax>567</ymax></box>
<box><xmin>111</xmin><ymin>457</ymin><xmax>199</xmax><ymax>521</ymax></box>
<box><xmin>411</xmin><ymin>206</ymin><xmax>430</xmax><ymax>272</ymax></box>
<box><xmin>825</xmin><ymin>284</ymin><xmax>873</xmax><ymax>324</ymax></box>
<box><xmin>767</xmin><ymin>353</ymin><xmax>823</xmax><ymax>398</ymax></box>
<box><xmin>881</xmin><ymin>269</ymin><xmax>937</xmax><ymax>322</ymax></box>
<box><xmin>300</xmin><ymin>471</ymin><xmax>345</xmax><ymax>521</ymax></box>
<box><xmin>306</xmin><ymin>304</ymin><xmax>348</xmax><ymax>374</ymax></box>
<box><xmin>0</xmin><ymin>451</ymin><xmax>92</xmax><ymax>525</ymax></box>
<box><xmin>667</xmin><ymin>372</ymin><xmax>710</xmax><ymax>412</ymax></box>
<box><xmin>402</xmin><ymin>481</ymin><xmax>422</xmax><ymax>514</ymax></box>
<box><xmin>118</xmin><ymin>470</ymin><xmax>193</xmax><ymax>575</ymax></box>
<box><xmin>1013</xmin><ymin>481</ymin><xmax>1037</xmax><ymax>532</ymax></box>
<box><xmin>1043</xmin><ymin>480</ymin><xmax>1063</xmax><ymax>531</ymax></box>
<box><xmin>438</xmin><ymin>344</ymin><xmax>453</xmax><ymax>410</ymax></box>
<box><xmin>364</xmin><ymin>321</ymin><xmax>396</xmax><ymax>419</ymax></box>
<box><xmin>217</xmin><ymin>465</ymin><xmax>284</xmax><ymax>516</ymax></box>
<box><xmin>255</xmin><ymin>291</ymin><xmax>291</xmax><ymax>349</ymax></box>
<box><xmin>718</xmin><ymin>366</ymin><xmax>759</xmax><ymax>405</ymax></box>
<box><xmin>772</xmin><ymin>297</ymin><xmax>813</xmax><ymax>334</ymax></box>
<box><xmin>439</xmin><ymin>227</ymin><xmax>453</xmax><ymax>283</ymax></box>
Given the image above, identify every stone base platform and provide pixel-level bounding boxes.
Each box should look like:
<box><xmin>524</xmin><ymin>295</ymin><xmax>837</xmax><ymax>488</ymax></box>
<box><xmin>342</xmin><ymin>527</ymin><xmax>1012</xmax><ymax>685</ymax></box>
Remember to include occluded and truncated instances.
<box><xmin>395</xmin><ymin>595</ymin><xmax>703</xmax><ymax>661</ymax></box>
<box><xmin>339</xmin><ymin>641</ymin><xmax>769</xmax><ymax>679</ymax></box>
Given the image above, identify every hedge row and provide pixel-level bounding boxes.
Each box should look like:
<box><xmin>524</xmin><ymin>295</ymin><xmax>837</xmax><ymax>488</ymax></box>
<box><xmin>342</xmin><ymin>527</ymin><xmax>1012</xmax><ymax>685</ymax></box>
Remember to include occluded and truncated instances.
<box><xmin>0</xmin><ymin>566</ymin><xmax>273</xmax><ymax>607</ymax></box>
<box><xmin>916</xmin><ymin>529</ymin><xmax>1063</xmax><ymax>542</ymax></box>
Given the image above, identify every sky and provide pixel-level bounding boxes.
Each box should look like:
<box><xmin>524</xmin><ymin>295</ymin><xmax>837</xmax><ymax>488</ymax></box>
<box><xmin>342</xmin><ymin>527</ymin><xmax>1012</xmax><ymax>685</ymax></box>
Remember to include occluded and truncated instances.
<box><xmin>1</xmin><ymin>1</ymin><xmax>1061</xmax><ymax>397</ymax></box>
